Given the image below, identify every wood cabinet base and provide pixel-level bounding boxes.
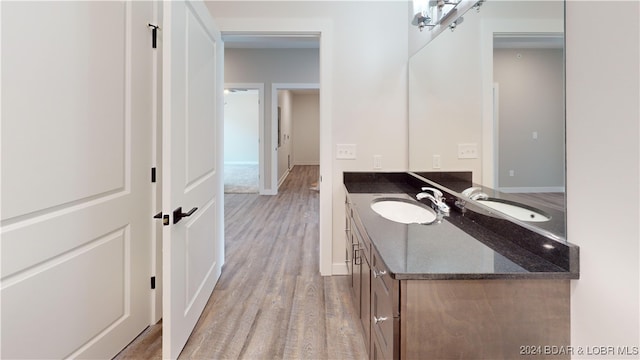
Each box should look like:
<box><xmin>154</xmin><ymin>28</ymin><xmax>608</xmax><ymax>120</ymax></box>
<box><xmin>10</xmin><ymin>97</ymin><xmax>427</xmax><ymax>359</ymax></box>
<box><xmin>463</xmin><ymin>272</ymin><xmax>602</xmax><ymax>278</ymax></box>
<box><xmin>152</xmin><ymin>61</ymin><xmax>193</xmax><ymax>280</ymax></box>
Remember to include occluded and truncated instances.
<box><xmin>401</xmin><ymin>279</ymin><xmax>570</xmax><ymax>360</ymax></box>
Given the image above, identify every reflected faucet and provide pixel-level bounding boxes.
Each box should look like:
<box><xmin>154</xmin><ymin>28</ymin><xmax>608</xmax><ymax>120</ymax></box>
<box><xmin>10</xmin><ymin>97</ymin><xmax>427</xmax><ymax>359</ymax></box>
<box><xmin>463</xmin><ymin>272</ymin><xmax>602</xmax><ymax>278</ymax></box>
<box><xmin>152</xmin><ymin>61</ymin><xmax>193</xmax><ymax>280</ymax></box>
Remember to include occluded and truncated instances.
<box><xmin>461</xmin><ymin>187</ymin><xmax>489</xmax><ymax>200</ymax></box>
<box><xmin>416</xmin><ymin>187</ymin><xmax>450</xmax><ymax>214</ymax></box>
<box><xmin>456</xmin><ymin>187</ymin><xmax>489</xmax><ymax>212</ymax></box>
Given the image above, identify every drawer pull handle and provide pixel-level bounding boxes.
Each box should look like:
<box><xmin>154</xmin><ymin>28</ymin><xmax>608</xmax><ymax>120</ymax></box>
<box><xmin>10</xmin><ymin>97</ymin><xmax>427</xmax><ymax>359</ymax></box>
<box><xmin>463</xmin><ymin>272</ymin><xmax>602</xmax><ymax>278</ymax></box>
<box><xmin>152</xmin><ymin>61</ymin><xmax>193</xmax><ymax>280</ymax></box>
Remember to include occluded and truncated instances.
<box><xmin>373</xmin><ymin>269</ymin><xmax>387</xmax><ymax>278</ymax></box>
<box><xmin>354</xmin><ymin>249</ymin><xmax>362</xmax><ymax>265</ymax></box>
<box><xmin>374</xmin><ymin>316</ymin><xmax>388</xmax><ymax>324</ymax></box>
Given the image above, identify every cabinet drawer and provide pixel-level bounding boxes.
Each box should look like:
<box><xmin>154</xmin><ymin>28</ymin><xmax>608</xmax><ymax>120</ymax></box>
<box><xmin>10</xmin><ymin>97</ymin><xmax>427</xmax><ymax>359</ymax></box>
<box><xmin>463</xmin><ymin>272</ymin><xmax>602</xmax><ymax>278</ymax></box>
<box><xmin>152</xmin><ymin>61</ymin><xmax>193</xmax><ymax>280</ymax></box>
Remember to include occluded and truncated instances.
<box><xmin>352</xmin><ymin>218</ymin><xmax>370</xmax><ymax>261</ymax></box>
<box><xmin>371</xmin><ymin>249</ymin><xmax>397</xmax><ymax>315</ymax></box>
<box><xmin>371</xmin><ymin>275</ymin><xmax>398</xmax><ymax>359</ymax></box>
<box><xmin>370</xmin><ymin>246</ymin><xmax>399</xmax><ymax>359</ymax></box>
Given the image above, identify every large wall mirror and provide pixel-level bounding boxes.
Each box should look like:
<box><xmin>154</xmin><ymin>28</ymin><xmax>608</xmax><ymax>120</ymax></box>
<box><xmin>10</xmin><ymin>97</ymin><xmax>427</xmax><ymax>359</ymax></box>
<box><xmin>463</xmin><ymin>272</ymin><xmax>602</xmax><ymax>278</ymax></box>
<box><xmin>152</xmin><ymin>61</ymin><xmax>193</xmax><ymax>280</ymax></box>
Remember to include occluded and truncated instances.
<box><xmin>409</xmin><ymin>0</ymin><xmax>566</xmax><ymax>239</ymax></box>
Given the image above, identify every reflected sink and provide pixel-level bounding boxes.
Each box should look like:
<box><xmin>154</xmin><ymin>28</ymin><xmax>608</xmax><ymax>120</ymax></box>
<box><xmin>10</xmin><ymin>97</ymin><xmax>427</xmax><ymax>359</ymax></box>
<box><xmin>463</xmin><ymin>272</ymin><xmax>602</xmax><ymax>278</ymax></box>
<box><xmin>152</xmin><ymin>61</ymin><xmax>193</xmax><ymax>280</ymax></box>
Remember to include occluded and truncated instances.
<box><xmin>370</xmin><ymin>197</ymin><xmax>437</xmax><ymax>224</ymax></box>
<box><xmin>477</xmin><ymin>199</ymin><xmax>551</xmax><ymax>222</ymax></box>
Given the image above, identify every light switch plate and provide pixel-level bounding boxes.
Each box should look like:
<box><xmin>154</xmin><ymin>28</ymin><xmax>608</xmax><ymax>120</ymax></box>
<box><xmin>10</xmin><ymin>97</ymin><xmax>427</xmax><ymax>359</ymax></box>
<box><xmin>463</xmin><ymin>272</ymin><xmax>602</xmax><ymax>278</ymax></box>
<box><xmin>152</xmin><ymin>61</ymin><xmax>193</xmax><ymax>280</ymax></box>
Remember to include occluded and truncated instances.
<box><xmin>373</xmin><ymin>155</ymin><xmax>382</xmax><ymax>169</ymax></box>
<box><xmin>336</xmin><ymin>144</ymin><xmax>356</xmax><ymax>159</ymax></box>
<box><xmin>432</xmin><ymin>154</ymin><xmax>441</xmax><ymax>169</ymax></box>
<box><xmin>458</xmin><ymin>143</ymin><xmax>478</xmax><ymax>159</ymax></box>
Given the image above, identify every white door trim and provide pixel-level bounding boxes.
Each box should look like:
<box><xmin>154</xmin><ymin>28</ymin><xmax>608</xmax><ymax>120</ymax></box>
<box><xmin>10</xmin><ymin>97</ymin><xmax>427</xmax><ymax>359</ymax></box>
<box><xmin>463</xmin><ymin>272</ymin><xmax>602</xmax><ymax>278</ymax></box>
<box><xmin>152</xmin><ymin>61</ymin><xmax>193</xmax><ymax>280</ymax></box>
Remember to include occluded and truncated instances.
<box><xmin>216</xmin><ymin>18</ymin><xmax>333</xmax><ymax>276</ymax></box>
<box><xmin>224</xmin><ymin>82</ymin><xmax>266</xmax><ymax>194</ymax></box>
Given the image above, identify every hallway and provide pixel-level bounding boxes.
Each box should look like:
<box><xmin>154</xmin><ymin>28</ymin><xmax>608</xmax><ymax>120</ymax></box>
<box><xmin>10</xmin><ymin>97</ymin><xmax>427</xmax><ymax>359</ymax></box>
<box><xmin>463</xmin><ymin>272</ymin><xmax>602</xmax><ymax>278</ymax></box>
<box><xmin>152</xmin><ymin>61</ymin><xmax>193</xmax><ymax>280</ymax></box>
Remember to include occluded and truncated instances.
<box><xmin>115</xmin><ymin>165</ymin><xmax>367</xmax><ymax>359</ymax></box>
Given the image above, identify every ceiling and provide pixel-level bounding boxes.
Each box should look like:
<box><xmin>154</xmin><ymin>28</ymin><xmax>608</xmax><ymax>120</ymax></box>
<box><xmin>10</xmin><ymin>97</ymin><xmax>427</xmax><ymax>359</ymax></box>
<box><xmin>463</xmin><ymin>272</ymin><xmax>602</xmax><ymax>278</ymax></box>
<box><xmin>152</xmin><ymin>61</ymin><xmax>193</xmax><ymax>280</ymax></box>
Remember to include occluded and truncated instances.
<box><xmin>493</xmin><ymin>34</ymin><xmax>564</xmax><ymax>49</ymax></box>
<box><xmin>222</xmin><ymin>34</ymin><xmax>320</xmax><ymax>49</ymax></box>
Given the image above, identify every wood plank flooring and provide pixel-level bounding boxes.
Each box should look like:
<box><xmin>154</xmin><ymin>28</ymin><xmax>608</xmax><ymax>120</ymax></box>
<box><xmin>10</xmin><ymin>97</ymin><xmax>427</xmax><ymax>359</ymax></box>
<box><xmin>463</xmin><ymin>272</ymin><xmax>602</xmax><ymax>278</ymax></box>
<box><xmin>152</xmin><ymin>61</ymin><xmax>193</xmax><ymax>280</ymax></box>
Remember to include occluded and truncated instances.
<box><xmin>512</xmin><ymin>192</ymin><xmax>565</xmax><ymax>212</ymax></box>
<box><xmin>115</xmin><ymin>165</ymin><xmax>367</xmax><ymax>359</ymax></box>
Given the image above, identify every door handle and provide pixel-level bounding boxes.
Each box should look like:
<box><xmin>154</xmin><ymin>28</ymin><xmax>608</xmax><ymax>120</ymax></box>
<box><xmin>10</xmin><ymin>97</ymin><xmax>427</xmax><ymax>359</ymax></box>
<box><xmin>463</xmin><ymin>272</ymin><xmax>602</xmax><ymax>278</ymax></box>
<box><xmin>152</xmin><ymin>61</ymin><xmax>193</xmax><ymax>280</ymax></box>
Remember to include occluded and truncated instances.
<box><xmin>373</xmin><ymin>269</ymin><xmax>387</xmax><ymax>278</ymax></box>
<box><xmin>173</xmin><ymin>207</ymin><xmax>198</xmax><ymax>224</ymax></box>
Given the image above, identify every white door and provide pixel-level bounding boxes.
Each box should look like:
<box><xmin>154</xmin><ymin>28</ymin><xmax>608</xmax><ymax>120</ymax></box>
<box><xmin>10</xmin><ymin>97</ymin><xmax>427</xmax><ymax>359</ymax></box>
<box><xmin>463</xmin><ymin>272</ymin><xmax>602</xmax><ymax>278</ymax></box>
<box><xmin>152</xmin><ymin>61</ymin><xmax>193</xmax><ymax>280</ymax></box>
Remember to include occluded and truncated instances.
<box><xmin>1</xmin><ymin>1</ymin><xmax>153</xmax><ymax>359</ymax></box>
<box><xmin>161</xmin><ymin>1</ymin><xmax>224</xmax><ymax>358</ymax></box>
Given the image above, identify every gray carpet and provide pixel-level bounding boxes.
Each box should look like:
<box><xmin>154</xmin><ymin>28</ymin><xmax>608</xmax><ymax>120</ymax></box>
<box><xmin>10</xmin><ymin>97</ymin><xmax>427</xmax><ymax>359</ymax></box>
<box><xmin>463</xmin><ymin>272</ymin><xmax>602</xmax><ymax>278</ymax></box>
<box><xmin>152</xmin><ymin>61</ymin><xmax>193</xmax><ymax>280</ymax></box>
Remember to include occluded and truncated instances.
<box><xmin>224</xmin><ymin>164</ymin><xmax>259</xmax><ymax>193</ymax></box>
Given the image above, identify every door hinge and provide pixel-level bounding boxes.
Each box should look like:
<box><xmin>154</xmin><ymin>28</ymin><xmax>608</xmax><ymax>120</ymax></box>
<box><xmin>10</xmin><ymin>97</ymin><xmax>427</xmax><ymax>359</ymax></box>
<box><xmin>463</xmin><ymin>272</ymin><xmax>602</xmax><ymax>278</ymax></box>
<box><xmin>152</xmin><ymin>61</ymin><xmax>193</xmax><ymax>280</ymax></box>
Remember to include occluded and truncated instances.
<box><xmin>150</xmin><ymin>276</ymin><xmax>156</xmax><ymax>289</ymax></box>
<box><xmin>148</xmin><ymin>23</ymin><xmax>160</xmax><ymax>49</ymax></box>
<box><xmin>151</xmin><ymin>167</ymin><xmax>156</xmax><ymax>183</ymax></box>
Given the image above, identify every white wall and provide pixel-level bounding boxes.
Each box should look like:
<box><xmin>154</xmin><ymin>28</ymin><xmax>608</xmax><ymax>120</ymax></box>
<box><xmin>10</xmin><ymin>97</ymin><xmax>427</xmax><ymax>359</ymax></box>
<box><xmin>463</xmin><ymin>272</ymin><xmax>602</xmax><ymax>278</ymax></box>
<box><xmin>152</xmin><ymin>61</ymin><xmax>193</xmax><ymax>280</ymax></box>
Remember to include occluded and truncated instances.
<box><xmin>408</xmin><ymin>10</ymin><xmax>483</xmax><ymax>180</ymax></box>
<box><xmin>209</xmin><ymin>1</ymin><xmax>409</xmax><ymax>273</ymax></box>
<box><xmin>566</xmin><ymin>1</ymin><xmax>640</xmax><ymax>357</ymax></box>
<box><xmin>292</xmin><ymin>92</ymin><xmax>320</xmax><ymax>165</ymax></box>
<box><xmin>224</xmin><ymin>91</ymin><xmax>259</xmax><ymax>164</ymax></box>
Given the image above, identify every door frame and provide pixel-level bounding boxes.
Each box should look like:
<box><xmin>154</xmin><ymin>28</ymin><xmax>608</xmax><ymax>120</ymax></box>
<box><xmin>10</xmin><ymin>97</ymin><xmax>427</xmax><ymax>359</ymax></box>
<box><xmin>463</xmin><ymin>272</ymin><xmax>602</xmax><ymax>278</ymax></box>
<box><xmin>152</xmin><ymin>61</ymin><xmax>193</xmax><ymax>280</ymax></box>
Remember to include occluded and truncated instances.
<box><xmin>217</xmin><ymin>19</ymin><xmax>333</xmax><ymax>276</ymax></box>
<box><xmin>224</xmin><ymin>83</ymin><xmax>266</xmax><ymax>194</ymax></box>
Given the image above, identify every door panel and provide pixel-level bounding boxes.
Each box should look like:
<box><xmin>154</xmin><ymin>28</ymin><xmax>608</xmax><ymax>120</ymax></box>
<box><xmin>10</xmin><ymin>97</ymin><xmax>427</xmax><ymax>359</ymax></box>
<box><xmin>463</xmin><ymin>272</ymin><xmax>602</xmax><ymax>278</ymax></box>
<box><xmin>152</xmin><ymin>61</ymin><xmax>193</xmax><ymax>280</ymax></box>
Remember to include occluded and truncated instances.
<box><xmin>186</xmin><ymin>8</ymin><xmax>217</xmax><ymax>184</ymax></box>
<box><xmin>1</xmin><ymin>1</ymin><xmax>153</xmax><ymax>358</ymax></box>
<box><xmin>162</xmin><ymin>1</ymin><xmax>224</xmax><ymax>358</ymax></box>
<box><xmin>1</xmin><ymin>2</ymin><xmax>126</xmax><ymax>221</ymax></box>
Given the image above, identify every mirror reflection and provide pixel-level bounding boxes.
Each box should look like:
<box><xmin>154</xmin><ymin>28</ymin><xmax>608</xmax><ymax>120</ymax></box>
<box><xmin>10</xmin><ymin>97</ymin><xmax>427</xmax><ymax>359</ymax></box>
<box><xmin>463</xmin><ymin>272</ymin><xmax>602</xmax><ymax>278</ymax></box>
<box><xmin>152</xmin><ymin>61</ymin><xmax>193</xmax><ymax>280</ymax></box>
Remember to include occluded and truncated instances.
<box><xmin>408</xmin><ymin>0</ymin><xmax>565</xmax><ymax>238</ymax></box>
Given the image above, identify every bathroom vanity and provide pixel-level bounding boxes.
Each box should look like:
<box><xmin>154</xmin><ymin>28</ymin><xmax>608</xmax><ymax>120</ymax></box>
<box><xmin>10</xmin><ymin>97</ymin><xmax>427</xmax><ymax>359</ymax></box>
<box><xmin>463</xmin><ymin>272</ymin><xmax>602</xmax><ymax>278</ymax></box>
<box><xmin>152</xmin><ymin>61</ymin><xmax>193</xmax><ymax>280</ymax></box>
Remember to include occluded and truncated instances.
<box><xmin>344</xmin><ymin>172</ymin><xmax>579</xmax><ymax>360</ymax></box>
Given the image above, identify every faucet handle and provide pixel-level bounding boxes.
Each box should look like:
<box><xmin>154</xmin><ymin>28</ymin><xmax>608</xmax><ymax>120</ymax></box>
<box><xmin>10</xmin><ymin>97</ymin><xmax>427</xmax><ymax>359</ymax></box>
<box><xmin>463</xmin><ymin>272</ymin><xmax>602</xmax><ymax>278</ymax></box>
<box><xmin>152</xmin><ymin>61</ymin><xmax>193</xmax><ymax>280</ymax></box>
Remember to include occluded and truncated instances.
<box><xmin>461</xmin><ymin>186</ymin><xmax>482</xmax><ymax>197</ymax></box>
<box><xmin>421</xmin><ymin>187</ymin><xmax>443</xmax><ymax>198</ymax></box>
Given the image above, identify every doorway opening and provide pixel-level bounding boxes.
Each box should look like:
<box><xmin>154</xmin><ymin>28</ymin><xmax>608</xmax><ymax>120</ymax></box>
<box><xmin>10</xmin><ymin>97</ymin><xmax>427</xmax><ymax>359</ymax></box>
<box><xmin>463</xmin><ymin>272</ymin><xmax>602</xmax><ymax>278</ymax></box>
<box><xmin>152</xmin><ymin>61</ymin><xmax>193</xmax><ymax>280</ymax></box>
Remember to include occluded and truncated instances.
<box><xmin>224</xmin><ymin>84</ymin><xmax>265</xmax><ymax>194</ymax></box>
<box><xmin>221</xmin><ymin>28</ymin><xmax>332</xmax><ymax>276</ymax></box>
<box><xmin>273</xmin><ymin>85</ymin><xmax>320</xmax><ymax>190</ymax></box>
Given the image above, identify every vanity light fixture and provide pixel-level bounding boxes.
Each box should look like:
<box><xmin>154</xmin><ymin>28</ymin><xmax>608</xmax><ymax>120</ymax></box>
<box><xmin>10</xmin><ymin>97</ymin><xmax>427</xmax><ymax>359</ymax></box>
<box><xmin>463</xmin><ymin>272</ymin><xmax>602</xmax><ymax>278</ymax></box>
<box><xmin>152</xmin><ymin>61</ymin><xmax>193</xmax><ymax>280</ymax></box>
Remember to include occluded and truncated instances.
<box><xmin>473</xmin><ymin>0</ymin><xmax>484</xmax><ymax>12</ymax></box>
<box><xmin>412</xmin><ymin>0</ymin><xmax>484</xmax><ymax>32</ymax></box>
<box><xmin>411</xmin><ymin>0</ymin><xmax>433</xmax><ymax>32</ymax></box>
<box><xmin>448</xmin><ymin>16</ymin><xmax>464</xmax><ymax>31</ymax></box>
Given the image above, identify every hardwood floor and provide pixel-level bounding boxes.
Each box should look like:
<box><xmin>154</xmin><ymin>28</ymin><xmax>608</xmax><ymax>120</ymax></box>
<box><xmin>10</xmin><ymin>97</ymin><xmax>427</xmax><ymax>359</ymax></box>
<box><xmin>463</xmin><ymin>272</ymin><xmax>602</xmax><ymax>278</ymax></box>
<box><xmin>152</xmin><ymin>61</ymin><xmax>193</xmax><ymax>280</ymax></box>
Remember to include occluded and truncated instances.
<box><xmin>512</xmin><ymin>192</ymin><xmax>565</xmax><ymax>212</ymax></box>
<box><xmin>115</xmin><ymin>165</ymin><xmax>367</xmax><ymax>359</ymax></box>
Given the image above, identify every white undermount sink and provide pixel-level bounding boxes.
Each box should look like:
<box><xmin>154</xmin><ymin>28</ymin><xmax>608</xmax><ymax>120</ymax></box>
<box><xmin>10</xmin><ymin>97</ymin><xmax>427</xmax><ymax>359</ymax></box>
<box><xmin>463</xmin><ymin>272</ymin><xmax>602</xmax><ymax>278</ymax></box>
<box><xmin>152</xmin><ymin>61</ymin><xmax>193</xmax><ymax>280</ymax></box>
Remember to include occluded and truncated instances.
<box><xmin>477</xmin><ymin>199</ymin><xmax>551</xmax><ymax>222</ymax></box>
<box><xmin>370</xmin><ymin>197</ymin><xmax>437</xmax><ymax>225</ymax></box>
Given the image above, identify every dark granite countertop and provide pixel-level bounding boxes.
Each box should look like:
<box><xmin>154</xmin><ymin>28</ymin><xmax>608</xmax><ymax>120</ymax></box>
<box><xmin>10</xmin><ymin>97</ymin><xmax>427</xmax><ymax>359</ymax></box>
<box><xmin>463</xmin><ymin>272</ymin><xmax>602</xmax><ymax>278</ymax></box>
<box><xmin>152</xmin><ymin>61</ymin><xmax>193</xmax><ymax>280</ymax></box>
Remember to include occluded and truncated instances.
<box><xmin>344</xmin><ymin>172</ymin><xmax>579</xmax><ymax>280</ymax></box>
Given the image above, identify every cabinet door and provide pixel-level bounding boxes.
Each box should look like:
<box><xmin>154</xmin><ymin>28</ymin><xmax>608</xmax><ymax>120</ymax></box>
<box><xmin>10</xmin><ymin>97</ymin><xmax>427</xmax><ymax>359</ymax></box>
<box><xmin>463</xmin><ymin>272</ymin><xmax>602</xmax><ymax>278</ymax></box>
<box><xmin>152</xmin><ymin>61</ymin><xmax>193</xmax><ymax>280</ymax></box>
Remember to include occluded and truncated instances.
<box><xmin>352</xmin><ymin>228</ymin><xmax>362</xmax><ymax>310</ymax></box>
<box><xmin>371</xmin><ymin>249</ymin><xmax>399</xmax><ymax>359</ymax></box>
<box><xmin>371</xmin><ymin>329</ymin><xmax>389</xmax><ymax>360</ymax></box>
<box><xmin>345</xmin><ymin>202</ymin><xmax>353</xmax><ymax>276</ymax></box>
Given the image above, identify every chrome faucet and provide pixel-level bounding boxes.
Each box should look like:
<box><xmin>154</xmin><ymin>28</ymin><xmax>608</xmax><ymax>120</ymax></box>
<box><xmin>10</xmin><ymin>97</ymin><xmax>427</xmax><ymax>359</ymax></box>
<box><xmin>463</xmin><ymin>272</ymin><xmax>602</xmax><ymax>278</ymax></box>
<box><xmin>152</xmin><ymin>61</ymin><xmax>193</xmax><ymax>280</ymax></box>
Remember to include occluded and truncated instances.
<box><xmin>461</xmin><ymin>187</ymin><xmax>489</xmax><ymax>200</ymax></box>
<box><xmin>456</xmin><ymin>187</ymin><xmax>489</xmax><ymax>211</ymax></box>
<box><xmin>416</xmin><ymin>187</ymin><xmax>450</xmax><ymax>214</ymax></box>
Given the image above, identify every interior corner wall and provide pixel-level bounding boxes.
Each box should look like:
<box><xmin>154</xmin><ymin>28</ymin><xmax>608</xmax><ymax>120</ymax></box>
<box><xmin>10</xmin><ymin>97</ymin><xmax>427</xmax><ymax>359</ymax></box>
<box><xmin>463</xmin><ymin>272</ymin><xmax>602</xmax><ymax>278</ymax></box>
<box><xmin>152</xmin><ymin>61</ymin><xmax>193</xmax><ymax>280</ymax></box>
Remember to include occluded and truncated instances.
<box><xmin>566</xmin><ymin>1</ymin><xmax>640</xmax><ymax>356</ymax></box>
<box><xmin>292</xmin><ymin>93</ymin><xmax>320</xmax><ymax>166</ymax></box>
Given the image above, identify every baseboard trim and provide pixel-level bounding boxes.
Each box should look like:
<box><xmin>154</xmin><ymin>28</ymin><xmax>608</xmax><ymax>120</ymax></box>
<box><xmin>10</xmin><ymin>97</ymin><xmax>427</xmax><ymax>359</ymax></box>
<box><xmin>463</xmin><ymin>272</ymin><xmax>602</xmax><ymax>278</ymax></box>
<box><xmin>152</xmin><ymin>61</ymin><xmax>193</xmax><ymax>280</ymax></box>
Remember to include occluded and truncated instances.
<box><xmin>499</xmin><ymin>186</ymin><xmax>565</xmax><ymax>193</ymax></box>
<box><xmin>277</xmin><ymin>168</ymin><xmax>291</xmax><ymax>189</ymax></box>
<box><xmin>224</xmin><ymin>161</ymin><xmax>259</xmax><ymax>166</ymax></box>
<box><xmin>332</xmin><ymin>262</ymin><xmax>349</xmax><ymax>275</ymax></box>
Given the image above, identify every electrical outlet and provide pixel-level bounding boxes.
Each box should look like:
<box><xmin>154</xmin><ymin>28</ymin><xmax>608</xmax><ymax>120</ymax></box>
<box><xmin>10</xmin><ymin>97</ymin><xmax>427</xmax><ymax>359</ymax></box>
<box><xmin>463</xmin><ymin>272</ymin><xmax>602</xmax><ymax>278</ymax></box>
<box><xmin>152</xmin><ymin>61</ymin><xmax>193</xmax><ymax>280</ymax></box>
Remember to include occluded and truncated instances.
<box><xmin>336</xmin><ymin>144</ymin><xmax>356</xmax><ymax>159</ymax></box>
<box><xmin>509</xmin><ymin>170</ymin><xmax>515</xmax><ymax>177</ymax></box>
<box><xmin>373</xmin><ymin>155</ymin><xmax>382</xmax><ymax>169</ymax></box>
<box><xmin>458</xmin><ymin>143</ymin><xmax>478</xmax><ymax>159</ymax></box>
<box><xmin>432</xmin><ymin>155</ymin><xmax>441</xmax><ymax>169</ymax></box>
